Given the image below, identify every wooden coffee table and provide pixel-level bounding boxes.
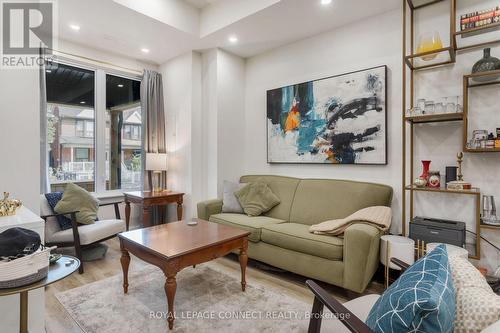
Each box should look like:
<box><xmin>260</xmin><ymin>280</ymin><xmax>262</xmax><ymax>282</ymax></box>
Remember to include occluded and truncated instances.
<box><xmin>118</xmin><ymin>219</ymin><xmax>250</xmax><ymax>330</ymax></box>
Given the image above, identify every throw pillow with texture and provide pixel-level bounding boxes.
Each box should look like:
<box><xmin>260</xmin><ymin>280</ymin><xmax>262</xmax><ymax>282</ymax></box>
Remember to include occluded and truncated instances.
<box><xmin>366</xmin><ymin>244</ymin><xmax>455</xmax><ymax>333</ymax></box>
<box><xmin>45</xmin><ymin>192</ymin><xmax>73</xmax><ymax>230</ymax></box>
<box><xmin>55</xmin><ymin>183</ymin><xmax>99</xmax><ymax>225</ymax></box>
<box><xmin>449</xmin><ymin>255</ymin><xmax>500</xmax><ymax>333</ymax></box>
<box><xmin>234</xmin><ymin>182</ymin><xmax>280</xmax><ymax>217</ymax></box>
<box><xmin>222</xmin><ymin>181</ymin><xmax>246</xmax><ymax>213</ymax></box>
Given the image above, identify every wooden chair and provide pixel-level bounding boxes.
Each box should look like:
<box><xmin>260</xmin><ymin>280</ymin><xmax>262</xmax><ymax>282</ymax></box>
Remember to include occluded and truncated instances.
<box><xmin>40</xmin><ymin>194</ymin><xmax>126</xmax><ymax>274</ymax></box>
<box><xmin>306</xmin><ymin>258</ymin><xmax>409</xmax><ymax>333</ymax></box>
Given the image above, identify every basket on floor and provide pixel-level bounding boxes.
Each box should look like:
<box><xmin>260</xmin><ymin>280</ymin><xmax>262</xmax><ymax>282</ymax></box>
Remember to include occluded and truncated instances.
<box><xmin>0</xmin><ymin>247</ymin><xmax>51</xmax><ymax>289</ymax></box>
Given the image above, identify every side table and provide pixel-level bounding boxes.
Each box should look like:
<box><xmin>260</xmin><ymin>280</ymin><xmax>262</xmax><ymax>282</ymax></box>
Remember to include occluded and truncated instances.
<box><xmin>380</xmin><ymin>235</ymin><xmax>415</xmax><ymax>288</ymax></box>
<box><xmin>0</xmin><ymin>255</ymin><xmax>80</xmax><ymax>333</ymax></box>
<box><xmin>124</xmin><ymin>191</ymin><xmax>185</xmax><ymax>229</ymax></box>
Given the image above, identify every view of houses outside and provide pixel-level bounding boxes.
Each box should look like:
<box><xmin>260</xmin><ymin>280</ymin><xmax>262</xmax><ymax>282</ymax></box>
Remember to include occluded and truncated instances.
<box><xmin>47</xmin><ymin>104</ymin><xmax>142</xmax><ymax>191</ymax></box>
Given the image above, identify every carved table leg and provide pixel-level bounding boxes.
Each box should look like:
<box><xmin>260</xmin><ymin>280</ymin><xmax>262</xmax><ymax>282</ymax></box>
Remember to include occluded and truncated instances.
<box><xmin>239</xmin><ymin>238</ymin><xmax>248</xmax><ymax>292</ymax></box>
<box><xmin>176</xmin><ymin>197</ymin><xmax>183</xmax><ymax>221</ymax></box>
<box><xmin>164</xmin><ymin>261</ymin><xmax>179</xmax><ymax>330</ymax></box>
<box><xmin>120</xmin><ymin>243</ymin><xmax>130</xmax><ymax>294</ymax></box>
<box><xmin>125</xmin><ymin>201</ymin><xmax>131</xmax><ymax>231</ymax></box>
<box><xmin>143</xmin><ymin>204</ymin><xmax>151</xmax><ymax>227</ymax></box>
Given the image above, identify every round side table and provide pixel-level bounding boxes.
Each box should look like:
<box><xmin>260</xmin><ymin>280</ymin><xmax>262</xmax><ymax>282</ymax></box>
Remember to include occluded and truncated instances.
<box><xmin>380</xmin><ymin>235</ymin><xmax>415</xmax><ymax>288</ymax></box>
<box><xmin>0</xmin><ymin>255</ymin><xmax>80</xmax><ymax>333</ymax></box>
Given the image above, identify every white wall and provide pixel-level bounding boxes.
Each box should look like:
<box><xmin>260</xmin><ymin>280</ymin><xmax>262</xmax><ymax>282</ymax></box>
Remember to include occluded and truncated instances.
<box><xmin>162</xmin><ymin>51</ymin><xmax>204</xmax><ymax>220</ymax></box>
<box><xmin>243</xmin><ymin>9</ymin><xmax>403</xmax><ymax>229</ymax></box>
<box><xmin>0</xmin><ymin>69</ymin><xmax>40</xmax><ymax>213</ymax></box>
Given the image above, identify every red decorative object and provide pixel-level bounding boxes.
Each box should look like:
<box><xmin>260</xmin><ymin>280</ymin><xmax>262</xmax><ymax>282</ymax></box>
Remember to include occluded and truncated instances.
<box><xmin>420</xmin><ymin>160</ymin><xmax>431</xmax><ymax>180</ymax></box>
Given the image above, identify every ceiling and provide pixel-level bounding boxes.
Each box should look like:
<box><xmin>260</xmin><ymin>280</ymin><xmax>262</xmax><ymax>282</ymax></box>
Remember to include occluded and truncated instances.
<box><xmin>183</xmin><ymin>0</ymin><xmax>222</xmax><ymax>9</ymax></box>
<box><xmin>56</xmin><ymin>0</ymin><xmax>401</xmax><ymax>65</ymax></box>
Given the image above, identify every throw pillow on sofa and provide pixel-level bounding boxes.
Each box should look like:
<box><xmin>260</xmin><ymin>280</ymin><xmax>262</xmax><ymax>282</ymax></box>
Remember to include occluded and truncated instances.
<box><xmin>366</xmin><ymin>244</ymin><xmax>455</xmax><ymax>333</ymax></box>
<box><xmin>55</xmin><ymin>183</ymin><xmax>99</xmax><ymax>225</ymax></box>
<box><xmin>234</xmin><ymin>182</ymin><xmax>280</xmax><ymax>217</ymax></box>
<box><xmin>449</xmin><ymin>255</ymin><xmax>500</xmax><ymax>333</ymax></box>
<box><xmin>222</xmin><ymin>180</ymin><xmax>246</xmax><ymax>214</ymax></box>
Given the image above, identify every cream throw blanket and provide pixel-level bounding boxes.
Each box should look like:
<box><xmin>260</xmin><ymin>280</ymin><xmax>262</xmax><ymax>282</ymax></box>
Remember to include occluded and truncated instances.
<box><xmin>309</xmin><ymin>206</ymin><xmax>392</xmax><ymax>236</ymax></box>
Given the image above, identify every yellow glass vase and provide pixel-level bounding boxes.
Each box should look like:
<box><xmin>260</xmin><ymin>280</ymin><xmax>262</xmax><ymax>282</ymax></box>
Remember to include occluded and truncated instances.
<box><xmin>417</xmin><ymin>32</ymin><xmax>443</xmax><ymax>61</ymax></box>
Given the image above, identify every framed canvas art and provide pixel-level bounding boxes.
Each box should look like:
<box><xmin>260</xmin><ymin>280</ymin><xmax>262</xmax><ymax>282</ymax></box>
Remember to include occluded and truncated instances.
<box><xmin>266</xmin><ymin>65</ymin><xmax>387</xmax><ymax>164</ymax></box>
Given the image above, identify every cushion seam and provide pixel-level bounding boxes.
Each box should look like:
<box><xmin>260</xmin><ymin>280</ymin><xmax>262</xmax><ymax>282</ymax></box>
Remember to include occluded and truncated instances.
<box><xmin>262</xmin><ymin>228</ymin><xmax>343</xmax><ymax>247</ymax></box>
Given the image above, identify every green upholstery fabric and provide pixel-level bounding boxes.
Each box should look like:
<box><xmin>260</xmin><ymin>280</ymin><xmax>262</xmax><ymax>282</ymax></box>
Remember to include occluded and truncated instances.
<box><xmin>240</xmin><ymin>175</ymin><xmax>300</xmax><ymax>221</ymax></box>
<box><xmin>343</xmin><ymin>223</ymin><xmax>383</xmax><ymax>293</ymax></box>
<box><xmin>197</xmin><ymin>175</ymin><xmax>393</xmax><ymax>293</ymax></box>
<box><xmin>289</xmin><ymin>179</ymin><xmax>393</xmax><ymax>225</ymax></box>
<box><xmin>55</xmin><ymin>183</ymin><xmax>99</xmax><ymax>225</ymax></box>
<box><xmin>261</xmin><ymin>223</ymin><xmax>343</xmax><ymax>260</ymax></box>
<box><xmin>197</xmin><ymin>199</ymin><xmax>223</xmax><ymax>221</ymax></box>
<box><xmin>209</xmin><ymin>213</ymin><xmax>285</xmax><ymax>242</ymax></box>
<box><xmin>234</xmin><ymin>182</ymin><xmax>281</xmax><ymax>216</ymax></box>
<box><xmin>248</xmin><ymin>241</ymin><xmax>344</xmax><ymax>287</ymax></box>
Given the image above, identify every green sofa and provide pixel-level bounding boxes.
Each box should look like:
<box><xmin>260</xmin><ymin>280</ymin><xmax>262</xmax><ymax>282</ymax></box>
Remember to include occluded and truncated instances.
<box><xmin>197</xmin><ymin>175</ymin><xmax>393</xmax><ymax>293</ymax></box>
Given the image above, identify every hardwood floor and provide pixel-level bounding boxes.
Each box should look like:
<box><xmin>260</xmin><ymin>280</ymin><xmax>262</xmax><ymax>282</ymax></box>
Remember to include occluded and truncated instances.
<box><xmin>45</xmin><ymin>237</ymin><xmax>384</xmax><ymax>333</ymax></box>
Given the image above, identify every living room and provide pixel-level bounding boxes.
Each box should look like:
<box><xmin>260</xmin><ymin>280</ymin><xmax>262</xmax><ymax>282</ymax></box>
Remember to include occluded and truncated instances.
<box><xmin>0</xmin><ymin>0</ymin><xmax>499</xmax><ymax>332</ymax></box>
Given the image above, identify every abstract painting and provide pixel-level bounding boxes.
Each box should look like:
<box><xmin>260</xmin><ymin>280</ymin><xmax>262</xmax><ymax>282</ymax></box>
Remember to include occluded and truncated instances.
<box><xmin>267</xmin><ymin>65</ymin><xmax>387</xmax><ymax>164</ymax></box>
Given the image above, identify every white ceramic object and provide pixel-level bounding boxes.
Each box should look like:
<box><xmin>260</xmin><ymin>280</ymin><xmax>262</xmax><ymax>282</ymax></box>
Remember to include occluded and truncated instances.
<box><xmin>380</xmin><ymin>235</ymin><xmax>415</xmax><ymax>270</ymax></box>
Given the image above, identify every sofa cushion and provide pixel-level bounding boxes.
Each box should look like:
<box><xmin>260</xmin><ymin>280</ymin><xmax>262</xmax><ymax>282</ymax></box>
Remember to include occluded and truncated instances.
<box><xmin>55</xmin><ymin>183</ymin><xmax>99</xmax><ymax>225</ymax></box>
<box><xmin>235</xmin><ymin>182</ymin><xmax>280</xmax><ymax>216</ymax></box>
<box><xmin>289</xmin><ymin>179</ymin><xmax>393</xmax><ymax>225</ymax></box>
<box><xmin>260</xmin><ymin>223</ymin><xmax>343</xmax><ymax>260</ymax></box>
<box><xmin>240</xmin><ymin>175</ymin><xmax>300</xmax><ymax>221</ymax></box>
<box><xmin>209</xmin><ymin>213</ymin><xmax>285</xmax><ymax>242</ymax></box>
<box><xmin>222</xmin><ymin>181</ymin><xmax>245</xmax><ymax>213</ymax></box>
<box><xmin>47</xmin><ymin>219</ymin><xmax>125</xmax><ymax>245</ymax></box>
<box><xmin>366</xmin><ymin>245</ymin><xmax>455</xmax><ymax>333</ymax></box>
<box><xmin>449</xmin><ymin>255</ymin><xmax>500</xmax><ymax>333</ymax></box>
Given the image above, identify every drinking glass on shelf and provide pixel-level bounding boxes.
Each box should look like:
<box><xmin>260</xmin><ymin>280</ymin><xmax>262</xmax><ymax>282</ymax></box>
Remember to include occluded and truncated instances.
<box><xmin>435</xmin><ymin>102</ymin><xmax>444</xmax><ymax>114</ymax></box>
<box><xmin>424</xmin><ymin>101</ymin><xmax>435</xmax><ymax>115</ymax></box>
<box><xmin>455</xmin><ymin>96</ymin><xmax>463</xmax><ymax>113</ymax></box>
<box><xmin>446</xmin><ymin>100</ymin><xmax>456</xmax><ymax>113</ymax></box>
<box><xmin>417</xmin><ymin>99</ymin><xmax>426</xmax><ymax>111</ymax></box>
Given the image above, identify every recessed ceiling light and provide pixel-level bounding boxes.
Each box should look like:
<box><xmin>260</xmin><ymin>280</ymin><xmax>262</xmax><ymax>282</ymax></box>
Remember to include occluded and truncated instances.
<box><xmin>69</xmin><ymin>24</ymin><xmax>80</xmax><ymax>31</ymax></box>
<box><xmin>117</xmin><ymin>84</ymin><xmax>124</xmax><ymax>88</ymax></box>
<box><xmin>141</xmin><ymin>48</ymin><xmax>150</xmax><ymax>53</ymax></box>
<box><xmin>80</xmin><ymin>101</ymin><xmax>86</xmax><ymax>104</ymax></box>
<box><xmin>228</xmin><ymin>35</ymin><xmax>238</xmax><ymax>44</ymax></box>
<box><xmin>321</xmin><ymin>0</ymin><xmax>332</xmax><ymax>5</ymax></box>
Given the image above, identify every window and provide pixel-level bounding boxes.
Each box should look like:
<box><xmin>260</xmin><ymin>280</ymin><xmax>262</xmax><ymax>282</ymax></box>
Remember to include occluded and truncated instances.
<box><xmin>105</xmin><ymin>74</ymin><xmax>142</xmax><ymax>190</ymax></box>
<box><xmin>76</xmin><ymin>120</ymin><xmax>94</xmax><ymax>138</ymax></box>
<box><xmin>45</xmin><ymin>61</ymin><xmax>142</xmax><ymax>193</ymax></box>
<box><xmin>46</xmin><ymin>63</ymin><xmax>95</xmax><ymax>191</ymax></box>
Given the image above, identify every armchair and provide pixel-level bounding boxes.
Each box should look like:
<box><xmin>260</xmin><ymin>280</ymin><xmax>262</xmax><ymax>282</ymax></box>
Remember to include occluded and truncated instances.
<box><xmin>40</xmin><ymin>195</ymin><xmax>126</xmax><ymax>274</ymax></box>
<box><xmin>306</xmin><ymin>258</ymin><xmax>409</xmax><ymax>333</ymax></box>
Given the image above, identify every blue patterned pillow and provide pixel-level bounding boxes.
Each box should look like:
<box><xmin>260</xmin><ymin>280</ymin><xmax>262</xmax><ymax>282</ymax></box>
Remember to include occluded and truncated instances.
<box><xmin>366</xmin><ymin>244</ymin><xmax>455</xmax><ymax>333</ymax></box>
<box><xmin>45</xmin><ymin>192</ymin><xmax>73</xmax><ymax>230</ymax></box>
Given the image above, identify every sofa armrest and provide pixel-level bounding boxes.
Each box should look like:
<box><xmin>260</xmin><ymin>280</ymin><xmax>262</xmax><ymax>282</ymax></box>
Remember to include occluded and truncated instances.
<box><xmin>197</xmin><ymin>199</ymin><xmax>223</xmax><ymax>220</ymax></box>
<box><xmin>343</xmin><ymin>223</ymin><xmax>383</xmax><ymax>293</ymax></box>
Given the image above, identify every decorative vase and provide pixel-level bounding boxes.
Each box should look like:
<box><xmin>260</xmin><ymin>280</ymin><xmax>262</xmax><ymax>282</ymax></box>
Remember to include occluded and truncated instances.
<box><xmin>472</xmin><ymin>48</ymin><xmax>500</xmax><ymax>82</ymax></box>
<box><xmin>417</xmin><ymin>32</ymin><xmax>443</xmax><ymax>61</ymax></box>
<box><xmin>428</xmin><ymin>171</ymin><xmax>441</xmax><ymax>188</ymax></box>
<box><xmin>420</xmin><ymin>160</ymin><xmax>431</xmax><ymax>181</ymax></box>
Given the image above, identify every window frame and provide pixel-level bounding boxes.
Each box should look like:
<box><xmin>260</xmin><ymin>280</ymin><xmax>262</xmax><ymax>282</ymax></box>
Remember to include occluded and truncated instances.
<box><xmin>47</xmin><ymin>57</ymin><xmax>143</xmax><ymax>194</ymax></box>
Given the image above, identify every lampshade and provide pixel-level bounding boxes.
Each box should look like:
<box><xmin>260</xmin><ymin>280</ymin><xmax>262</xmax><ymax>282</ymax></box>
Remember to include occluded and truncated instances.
<box><xmin>146</xmin><ymin>153</ymin><xmax>168</xmax><ymax>171</ymax></box>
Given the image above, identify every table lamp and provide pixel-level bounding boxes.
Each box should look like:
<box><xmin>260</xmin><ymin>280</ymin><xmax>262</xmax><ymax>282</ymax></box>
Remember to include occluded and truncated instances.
<box><xmin>146</xmin><ymin>153</ymin><xmax>168</xmax><ymax>193</ymax></box>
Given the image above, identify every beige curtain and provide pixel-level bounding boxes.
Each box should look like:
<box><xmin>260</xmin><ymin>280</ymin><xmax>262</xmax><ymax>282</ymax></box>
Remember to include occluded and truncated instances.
<box><xmin>141</xmin><ymin>70</ymin><xmax>167</xmax><ymax>223</ymax></box>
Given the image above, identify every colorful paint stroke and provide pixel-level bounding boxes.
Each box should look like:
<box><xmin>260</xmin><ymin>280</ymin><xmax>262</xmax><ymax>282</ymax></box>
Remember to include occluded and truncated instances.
<box><xmin>267</xmin><ymin>66</ymin><xmax>387</xmax><ymax>164</ymax></box>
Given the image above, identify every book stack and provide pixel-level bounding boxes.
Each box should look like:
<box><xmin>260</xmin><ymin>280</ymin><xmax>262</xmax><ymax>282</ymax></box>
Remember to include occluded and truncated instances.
<box><xmin>460</xmin><ymin>6</ymin><xmax>500</xmax><ymax>31</ymax></box>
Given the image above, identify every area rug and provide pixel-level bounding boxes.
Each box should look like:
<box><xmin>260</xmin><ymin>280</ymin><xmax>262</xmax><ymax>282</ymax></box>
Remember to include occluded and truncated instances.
<box><xmin>56</xmin><ymin>262</ymin><xmax>337</xmax><ymax>332</ymax></box>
